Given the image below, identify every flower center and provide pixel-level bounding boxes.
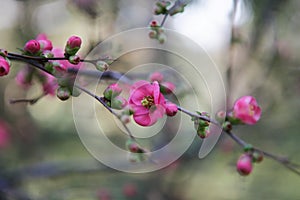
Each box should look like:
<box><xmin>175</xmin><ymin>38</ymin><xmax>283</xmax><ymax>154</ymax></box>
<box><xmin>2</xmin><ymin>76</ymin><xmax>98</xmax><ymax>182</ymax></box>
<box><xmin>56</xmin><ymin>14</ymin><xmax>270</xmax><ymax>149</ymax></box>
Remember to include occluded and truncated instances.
<box><xmin>141</xmin><ymin>95</ymin><xmax>154</xmax><ymax>109</ymax></box>
<box><xmin>248</xmin><ymin>105</ymin><xmax>255</xmax><ymax>116</ymax></box>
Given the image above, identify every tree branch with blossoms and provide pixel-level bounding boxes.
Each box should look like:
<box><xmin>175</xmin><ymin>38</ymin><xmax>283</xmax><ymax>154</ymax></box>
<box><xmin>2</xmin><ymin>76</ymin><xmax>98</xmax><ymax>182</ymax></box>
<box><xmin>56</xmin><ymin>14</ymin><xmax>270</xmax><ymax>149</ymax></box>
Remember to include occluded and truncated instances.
<box><xmin>0</xmin><ymin>0</ymin><xmax>299</xmax><ymax>178</ymax></box>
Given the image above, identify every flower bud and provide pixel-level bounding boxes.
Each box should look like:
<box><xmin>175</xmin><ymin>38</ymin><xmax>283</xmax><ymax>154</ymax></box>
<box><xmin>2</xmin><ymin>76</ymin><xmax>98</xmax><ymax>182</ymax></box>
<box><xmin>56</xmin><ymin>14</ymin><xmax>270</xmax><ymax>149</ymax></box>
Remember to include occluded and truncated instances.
<box><xmin>95</xmin><ymin>60</ymin><xmax>109</xmax><ymax>72</ymax></box>
<box><xmin>0</xmin><ymin>49</ymin><xmax>8</xmax><ymax>57</ymax></box>
<box><xmin>68</xmin><ymin>55</ymin><xmax>81</xmax><ymax>65</ymax></box>
<box><xmin>120</xmin><ymin>115</ymin><xmax>130</xmax><ymax>124</ymax></box>
<box><xmin>24</xmin><ymin>39</ymin><xmax>40</xmax><ymax>54</ymax></box>
<box><xmin>150</xmin><ymin>72</ymin><xmax>164</xmax><ymax>83</ymax></box>
<box><xmin>148</xmin><ymin>30</ymin><xmax>157</xmax><ymax>39</ymax></box>
<box><xmin>236</xmin><ymin>154</ymin><xmax>253</xmax><ymax>176</ymax></box>
<box><xmin>160</xmin><ymin>82</ymin><xmax>175</xmax><ymax>94</ymax></box>
<box><xmin>71</xmin><ymin>88</ymin><xmax>81</xmax><ymax>97</ymax></box>
<box><xmin>56</xmin><ymin>86</ymin><xmax>71</xmax><ymax>101</ymax></box>
<box><xmin>222</xmin><ymin>121</ymin><xmax>232</xmax><ymax>132</ymax></box>
<box><xmin>0</xmin><ymin>57</ymin><xmax>10</xmax><ymax>76</ymax></box>
<box><xmin>165</xmin><ymin>102</ymin><xmax>178</xmax><ymax>116</ymax></box>
<box><xmin>126</xmin><ymin>139</ymin><xmax>140</xmax><ymax>153</ymax></box>
<box><xmin>103</xmin><ymin>83</ymin><xmax>122</xmax><ymax>100</ymax></box>
<box><xmin>37</xmin><ymin>34</ymin><xmax>53</xmax><ymax>51</ymax></box>
<box><xmin>110</xmin><ymin>96</ymin><xmax>127</xmax><ymax>110</ymax></box>
<box><xmin>150</xmin><ymin>20</ymin><xmax>159</xmax><ymax>28</ymax></box>
<box><xmin>65</xmin><ymin>36</ymin><xmax>82</xmax><ymax>56</ymax></box>
<box><xmin>158</xmin><ymin>34</ymin><xmax>166</xmax><ymax>44</ymax></box>
<box><xmin>252</xmin><ymin>151</ymin><xmax>264</xmax><ymax>163</ymax></box>
<box><xmin>42</xmin><ymin>51</ymin><xmax>54</xmax><ymax>58</ymax></box>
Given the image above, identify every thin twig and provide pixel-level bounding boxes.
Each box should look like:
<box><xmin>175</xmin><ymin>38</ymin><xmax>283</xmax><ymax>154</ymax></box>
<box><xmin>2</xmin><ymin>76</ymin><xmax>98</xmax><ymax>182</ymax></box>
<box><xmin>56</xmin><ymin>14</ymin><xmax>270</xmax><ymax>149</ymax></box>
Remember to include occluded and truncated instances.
<box><xmin>9</xmin><ymin>94</ymin><xmax>45</xmax><ymax>105</ymax></box>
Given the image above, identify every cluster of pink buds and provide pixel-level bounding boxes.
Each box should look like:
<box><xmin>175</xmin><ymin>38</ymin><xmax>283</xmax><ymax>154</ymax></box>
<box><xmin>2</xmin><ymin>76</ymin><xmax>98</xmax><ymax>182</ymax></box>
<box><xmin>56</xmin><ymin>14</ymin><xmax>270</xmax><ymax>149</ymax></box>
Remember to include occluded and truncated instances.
<box><xmin>148</xmin><ymin>20</ymin><xmax>166</xmax><ymax>44</ymax></box>
<box><xmin>103</xmin><ymin>83</ymin><xmax>127</xmax><ymax>110</ymax></box>
<box><xmin>14</xmin><ymin>34</ymin><xmax>83</xmax><ymax>100</ymax></box>
<box><xmin>236</xmin><ymin>149</ymin><xmax>264</xmax><ymax>176</ymax></box>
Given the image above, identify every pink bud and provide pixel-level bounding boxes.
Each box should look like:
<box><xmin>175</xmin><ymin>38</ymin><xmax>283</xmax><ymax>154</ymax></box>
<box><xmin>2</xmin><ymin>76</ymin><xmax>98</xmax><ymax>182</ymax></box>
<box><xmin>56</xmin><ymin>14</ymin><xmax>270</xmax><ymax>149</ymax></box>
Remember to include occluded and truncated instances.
<box><xmin>123</xmin><ymin>184</ymin><xmax>137</xmax><ymax>197</ymax></box>
<box><xmin>0</xmin><ymin>57</ymin><xmax>10</xmax><ymax>76</ymax></box>
<box><xmin>36</xmin><ymin>33</ymin><xmax>53</xmax><ymax>51</ymax></box>
<box><xmin>236</xmin><ymin>154</ymin><xmax>253</xmax><ymax>176</ymax></box>
<box><xmin>24</xmin><ymin>39</ymin><xmax>40</xmax><ymax>54</ymax></box>
<box><xmin>150</xmin><ymin>72</ymin><xmax>164</xmax><ymax>82</ymax></box>
<box><xmin>103</xmin><ymin>83</ymin><xmax>122</xmax><ymax>100</ymax></box>
<box><xmin>165</xmin><ymin>102</ymin><xmax>178</xmax><ymax>116</ymax></box>
<box><xmin>128</xmin><ymin>143</ymin><xmax>139</xmax><ymax>153</ymax></box>
<box><xmin>161</xmin><ymin>82</ymin><xmax>175</xmax><ymax>94</ymax></box>
<box><xmin>68</xmin><ymin>55</ymin><xmax>81</xmax><ymax>65</ymax></box>
<box><xmin>150</xmin><ymin>20</ymin><xmax>158</xmax><ymax>27</ymax></box>
<box><xmin>67</xmin><ymin>36</ymin><xmax>82</xmax><ymax>49</ymax></box>
<box><xmin>233</xmin><ymin>96</ymin><xmax>261</xmax><ymax>125</ymax></box>
<box><xmin>111</xmin><ymin>96</ymin><xmax>127</xmax><ymax>110</ymax></box>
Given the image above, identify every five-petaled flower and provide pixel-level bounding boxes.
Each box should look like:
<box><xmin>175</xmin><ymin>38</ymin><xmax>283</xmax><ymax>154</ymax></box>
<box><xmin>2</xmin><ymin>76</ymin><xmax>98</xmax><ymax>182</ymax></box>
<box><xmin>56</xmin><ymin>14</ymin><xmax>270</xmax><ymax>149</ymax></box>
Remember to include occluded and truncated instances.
<box><xmin>233</xmin><ymin>96</ymin><xmax>261</xmax><ymax>125</ymax></box>
<box><xmin>128</xmin><ymin>80</ymin><xmax>166</xmax><ymax>126</ymax></box>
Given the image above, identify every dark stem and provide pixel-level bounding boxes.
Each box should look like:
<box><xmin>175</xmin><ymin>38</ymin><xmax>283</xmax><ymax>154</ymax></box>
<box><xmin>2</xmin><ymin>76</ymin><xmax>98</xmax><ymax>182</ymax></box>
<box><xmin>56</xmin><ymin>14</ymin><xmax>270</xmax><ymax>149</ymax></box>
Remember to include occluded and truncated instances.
<box><xmin>160</xmin><ymin>13</ymin><xmax>169</xmax><ymax>27</ymax></box>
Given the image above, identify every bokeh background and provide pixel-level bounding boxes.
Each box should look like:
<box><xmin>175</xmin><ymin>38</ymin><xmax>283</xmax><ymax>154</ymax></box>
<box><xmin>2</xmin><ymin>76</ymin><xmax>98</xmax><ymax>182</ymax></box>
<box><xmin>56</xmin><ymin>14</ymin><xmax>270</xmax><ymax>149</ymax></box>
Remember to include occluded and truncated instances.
<box><xmin>0</xmin><ymin>0</ymin><xmax>300</xmax><ymax>199</ymax></box>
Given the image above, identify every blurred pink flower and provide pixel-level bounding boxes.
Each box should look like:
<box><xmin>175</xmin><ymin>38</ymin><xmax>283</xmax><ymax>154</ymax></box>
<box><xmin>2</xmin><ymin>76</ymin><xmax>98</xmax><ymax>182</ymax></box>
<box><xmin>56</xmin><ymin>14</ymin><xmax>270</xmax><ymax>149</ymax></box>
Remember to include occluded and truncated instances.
<box><xmin>15</xmin><ymin>68</ymin><xmax>32</xmax><ymax>88</ymax></box>
<box><xmin>233</xmin><ymin>96</ymin><xmax>261</xmax><ymax>125</ymax></box>
<box><xmin>128</xmin><ymin>81</ymin><xmax>166</xmax><ymax>126</ymax></box>
<box><xmin>149</xmin><ymin>72</ymin><xmax>164</xmax><ymax>83</ymax></box>
<box><xmin>41</xmin><ymin>73</ymin><xmax>58</xmax><ymax>96</ymax></box>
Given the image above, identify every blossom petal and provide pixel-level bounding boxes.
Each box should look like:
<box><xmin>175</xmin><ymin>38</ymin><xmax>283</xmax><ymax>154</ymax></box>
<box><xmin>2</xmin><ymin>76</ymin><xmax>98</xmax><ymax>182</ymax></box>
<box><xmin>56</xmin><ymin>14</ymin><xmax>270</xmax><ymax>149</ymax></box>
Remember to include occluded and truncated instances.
<box><xmin>133</xmin><ymin>106</ymin><xmax>149</xmax><ymax>115</ymax></box>
<box><xmin>133</xmin><ymin>114</ymin><xmax>153</xmax><ymax>126</ymax></box>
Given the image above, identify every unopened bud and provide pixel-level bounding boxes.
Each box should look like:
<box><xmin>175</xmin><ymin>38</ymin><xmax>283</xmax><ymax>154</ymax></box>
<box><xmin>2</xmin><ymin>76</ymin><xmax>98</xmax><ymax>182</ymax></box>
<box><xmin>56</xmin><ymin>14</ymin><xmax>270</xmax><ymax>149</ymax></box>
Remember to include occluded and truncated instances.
<box><xmin>95</xmin><ymin>60</ymin><xmax>109</xmax><ymax>72</ymax></box>
<box><xmin>56</xmin><ymin>86</ymin><xmax>71</xmax><ymax>101</ymax></box>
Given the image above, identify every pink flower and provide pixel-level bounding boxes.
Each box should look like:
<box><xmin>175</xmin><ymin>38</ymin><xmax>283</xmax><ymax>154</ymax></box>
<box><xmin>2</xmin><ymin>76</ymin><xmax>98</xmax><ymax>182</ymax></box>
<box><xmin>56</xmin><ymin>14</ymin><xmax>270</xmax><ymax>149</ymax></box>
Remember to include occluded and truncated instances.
<box><xmin>36</xmin><ymin>34</ymin><xmax>53</xmax><ymax>51</ymax></box>
<box><xmin>149</xmin><ymin>72</ymin><xmax>164</xmax><ymax>83</ymax></box>
<box><xmin>128</xmin><ymin>81</ymin><xmax>166</xmax><ymax>126</ymax></box>
<box><xmin>15</xmin><ymin>68</ymin><xmax>32</xmax><ymax>88</ymax></box>
<box><xmin>233</xmin><ymin>96</ymin><xmax>261</xmax><ymax>125</ymax></box>
<box><xmin>236</xmin><ymin>154</ymin><xmax>253</xmax><ymax>176</ymax></box>
<box><xmin>165</xmin><ymin>102</ymin><xmax>178</xmax><ymax>116</ymax></box>
<box><xmin>24</xmin><ymin>39</ymin><xmax>40</xmax><ymax>54</ymax></box>
<box><xmin>0</xmin><ymin>57</ymin><xmax>10</xmax><ymax>76</ymax></box>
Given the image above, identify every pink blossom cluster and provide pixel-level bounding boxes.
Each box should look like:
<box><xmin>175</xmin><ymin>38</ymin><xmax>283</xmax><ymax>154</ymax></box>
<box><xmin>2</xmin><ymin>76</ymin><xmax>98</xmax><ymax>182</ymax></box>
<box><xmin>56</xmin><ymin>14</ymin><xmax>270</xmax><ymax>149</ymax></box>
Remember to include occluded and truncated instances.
<box><xmin>15</xmin><ymin>34</ymin><xmax>83</xmax><ymax>99</ymax></box>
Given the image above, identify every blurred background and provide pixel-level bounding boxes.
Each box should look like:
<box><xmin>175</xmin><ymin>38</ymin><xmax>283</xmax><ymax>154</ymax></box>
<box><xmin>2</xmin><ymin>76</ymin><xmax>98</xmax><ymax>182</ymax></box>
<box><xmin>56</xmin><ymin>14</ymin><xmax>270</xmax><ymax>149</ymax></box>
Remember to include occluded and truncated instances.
<box><xmin>0</xmin><ymin>0</ymin><xmax>300</xmax><ymax>199</ymax></box>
